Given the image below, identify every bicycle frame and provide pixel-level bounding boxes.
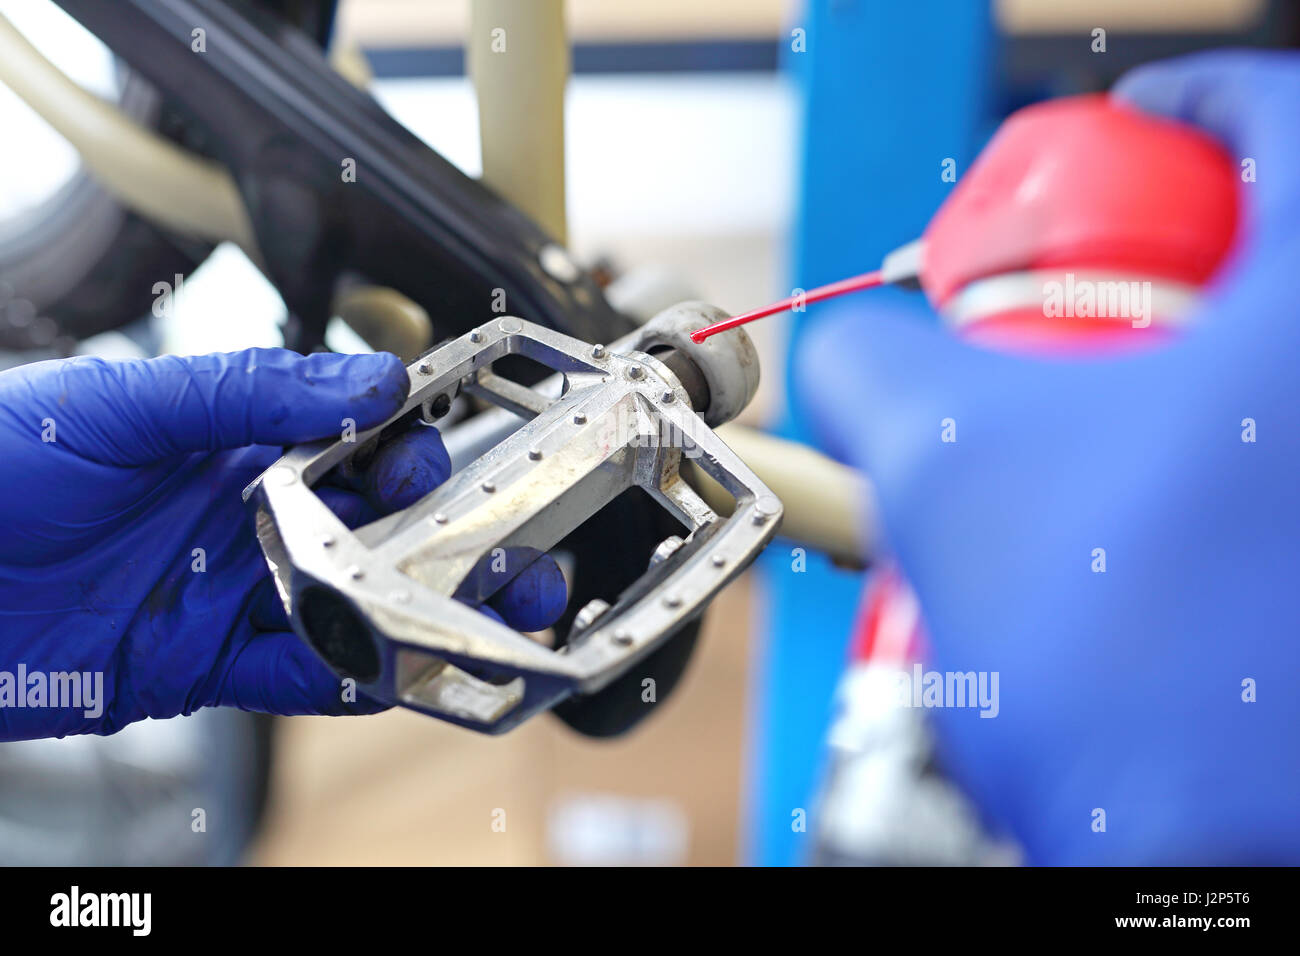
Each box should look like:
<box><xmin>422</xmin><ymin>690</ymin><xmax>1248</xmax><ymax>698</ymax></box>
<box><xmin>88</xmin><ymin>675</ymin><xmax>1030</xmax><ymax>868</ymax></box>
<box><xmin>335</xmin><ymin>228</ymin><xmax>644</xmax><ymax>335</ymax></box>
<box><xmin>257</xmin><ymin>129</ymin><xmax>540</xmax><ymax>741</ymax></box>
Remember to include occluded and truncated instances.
<box><xmin>53</xmin><ymin>0</ymin><xmax>625</xmax><ymax>352</ymax></box>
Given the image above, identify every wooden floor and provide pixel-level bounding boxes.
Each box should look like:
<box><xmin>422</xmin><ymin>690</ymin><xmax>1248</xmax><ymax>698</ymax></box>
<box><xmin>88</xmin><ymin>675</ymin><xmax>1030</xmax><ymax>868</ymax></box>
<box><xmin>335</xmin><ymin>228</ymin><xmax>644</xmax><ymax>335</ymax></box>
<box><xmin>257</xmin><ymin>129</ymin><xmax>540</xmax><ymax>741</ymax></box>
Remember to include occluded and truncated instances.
<box><xmin>250</xmin><ymin>575</ymin><xmax>755</xmax><ymax>866</ymax></box>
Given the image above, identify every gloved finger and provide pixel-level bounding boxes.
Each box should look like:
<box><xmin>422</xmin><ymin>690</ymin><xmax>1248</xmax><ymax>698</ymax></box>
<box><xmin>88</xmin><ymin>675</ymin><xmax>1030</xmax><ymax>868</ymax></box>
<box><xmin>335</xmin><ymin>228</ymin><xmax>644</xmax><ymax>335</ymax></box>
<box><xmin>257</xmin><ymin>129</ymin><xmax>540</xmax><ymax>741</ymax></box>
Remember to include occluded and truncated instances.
<box><xmin>791</xmin><ymin>296</ymin><xmax>1064</xmax><ymax>565</ymax></box>
<box><xmin>473</xmin><ymin>603</ymin><xmax>507</xmax><ymax>625</ymax></box>
<box><xmin>316</xmin><ymin>485</ymin><xmax>379</xmax><ymax>530</ymax></box>
<box><xmin>487</xmin><ymin>552</ymin><xmax>568</xmax><ymax>632</ymax></box>
<box><xmin>50</xmin><ymin>349</ymin><xmax>409</xmax><ymax>467</ymax></box>
<box><xmin>318</xmin><ymin>420</ymin><xmax>446</xmax><ymax>502</ymax></box>
<box><xmin>1112</xmin><ymin>50</ymin><xmax>1300</xmax><ymax>237</ymax></box>
<box><xmin>212</xmin><ymin>631</ymin><xmax>389</xmax><ymax>717</ymax></box>
<box><xmin>792</xmin><ymin>294</ymin><xmax>1008</xmax><ymax>475</ymax></box>
<box><xmin>247</xmin><ymin>578</ymin><xmax>289</xmax><ymax>632</ymax></box>
<box><xmin>361</xmin><ymin>422</ymin><xmax>451</xmax><ymax>514</ymax></box>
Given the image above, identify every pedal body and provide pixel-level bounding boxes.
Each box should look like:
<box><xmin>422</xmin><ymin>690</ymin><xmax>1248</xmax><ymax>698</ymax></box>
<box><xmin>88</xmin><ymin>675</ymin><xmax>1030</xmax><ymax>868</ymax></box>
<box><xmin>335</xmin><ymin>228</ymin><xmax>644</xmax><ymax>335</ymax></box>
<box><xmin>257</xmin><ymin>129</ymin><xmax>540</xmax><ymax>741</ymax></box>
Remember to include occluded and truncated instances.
<box><xmin>246</xmin><ymin>310</ymin><xmax>780</xmax><ymax>733</ymax></box>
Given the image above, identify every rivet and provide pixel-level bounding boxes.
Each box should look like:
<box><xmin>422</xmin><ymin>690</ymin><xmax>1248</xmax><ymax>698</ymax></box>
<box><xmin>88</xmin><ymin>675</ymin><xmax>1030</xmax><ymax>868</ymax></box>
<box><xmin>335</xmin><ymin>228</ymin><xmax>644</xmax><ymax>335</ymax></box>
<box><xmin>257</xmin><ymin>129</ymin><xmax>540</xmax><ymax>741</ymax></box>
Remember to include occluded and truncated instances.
<box><xmin>573</xmin><ymin>412</ymin><xmax>587</xmax><ymax>425</ymax></box>
<box><xmin>528</xmin><ymin>449</ymin><xmax>543</xmax><ymax>461</ymax></box>
<box><xmin>433</xmin><ymin>513</ymin><xmax>448</xmax><ymax>524</ymax></box>
<box><xmin>482</xmin><ymin>481</ymin><xmax>496</xmax><ymax>493</ymax></box>
<box><xmin>469</xmin><ymin>329</ymin><xmax>483</xmax><ymax>343</ymax></box>
<box><xmin>348</xmin><ymin>566</ymin><xmax>364</xmax><ymax>580</ymax></box>
<box><xmin>628</xmin><ymin>366</ymin><xmax>645</xmax><ymax>381</ymax></box>
<box><xmin>591</xmin><ymin>344</ymin><xmax>607</xmax><ymax>359</ymax></box>
<box><xmin>612</xmin><ymin>630</ymin><xmax>633</xmax><ymax>646</ymax></box>
<box><xmin>417</xmin><ymin>362</ymin><xmax>432</xmax><ymax>375</ymax></box>
<box><xmin>663</xmin><ymin>593</ymin><xmax>682</xmax><ymax>609</ymax></box>
<box><xmin>661</xmin><ymin>390</ymin><xmax>675</xmax><ymax>403</ymax></box>
<box><xmin>753</xmin><ymin>495</ymin><xmax>781</xmax><ymax>524</ymax></box>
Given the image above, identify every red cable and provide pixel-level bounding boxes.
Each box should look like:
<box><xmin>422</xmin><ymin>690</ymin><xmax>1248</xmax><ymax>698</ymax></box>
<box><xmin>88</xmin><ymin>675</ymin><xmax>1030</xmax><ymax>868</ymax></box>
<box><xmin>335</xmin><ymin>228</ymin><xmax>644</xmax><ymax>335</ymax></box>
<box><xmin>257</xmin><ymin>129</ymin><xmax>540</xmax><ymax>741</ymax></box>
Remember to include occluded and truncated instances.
<box><xmin>689</xmin><ymin>269</ymin><xmax>884</xmax><ymax>343</ymax></box>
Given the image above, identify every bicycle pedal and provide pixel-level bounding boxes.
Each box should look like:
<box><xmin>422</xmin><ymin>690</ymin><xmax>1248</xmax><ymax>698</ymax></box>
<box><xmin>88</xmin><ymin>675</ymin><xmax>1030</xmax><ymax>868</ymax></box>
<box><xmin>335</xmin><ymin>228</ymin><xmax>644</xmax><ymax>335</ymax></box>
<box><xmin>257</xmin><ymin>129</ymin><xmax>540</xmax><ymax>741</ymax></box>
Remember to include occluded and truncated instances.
<box><xmin>245</xmin><ymin>306</ymin><xmax>781</xmax><ymax>733</ymax></box>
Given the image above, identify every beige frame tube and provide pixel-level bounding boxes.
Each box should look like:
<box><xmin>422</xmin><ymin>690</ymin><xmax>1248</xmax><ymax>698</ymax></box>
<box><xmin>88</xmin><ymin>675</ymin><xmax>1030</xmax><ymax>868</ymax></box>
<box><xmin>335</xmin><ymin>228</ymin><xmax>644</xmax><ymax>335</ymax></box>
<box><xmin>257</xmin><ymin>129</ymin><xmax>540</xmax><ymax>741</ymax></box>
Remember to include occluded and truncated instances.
<box><xmin>0</xmin><ymin>12</ymin><xmax>257</xmax><ymax>255</ymax></box>
<box><xmin>468</xmin><ymin>0</ymin><xmax>569</xmax><ymax>243</ymax></box>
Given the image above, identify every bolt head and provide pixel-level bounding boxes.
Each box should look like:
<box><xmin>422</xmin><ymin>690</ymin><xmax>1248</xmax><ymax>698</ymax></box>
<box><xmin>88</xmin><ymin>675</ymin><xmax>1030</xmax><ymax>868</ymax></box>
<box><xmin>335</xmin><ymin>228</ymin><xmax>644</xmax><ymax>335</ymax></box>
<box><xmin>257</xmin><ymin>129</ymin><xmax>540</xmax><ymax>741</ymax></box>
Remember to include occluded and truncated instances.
<box><xmin>539</xmin><ymin>243</ymin><xmax>581</xmax><ymax>283</ymax></box>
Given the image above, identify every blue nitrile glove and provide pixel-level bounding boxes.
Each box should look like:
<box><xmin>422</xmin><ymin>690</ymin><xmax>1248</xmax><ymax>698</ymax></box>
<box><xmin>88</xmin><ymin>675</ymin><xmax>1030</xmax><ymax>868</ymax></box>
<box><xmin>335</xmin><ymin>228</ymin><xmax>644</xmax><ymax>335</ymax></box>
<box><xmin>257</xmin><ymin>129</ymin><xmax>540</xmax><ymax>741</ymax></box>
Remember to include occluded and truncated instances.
<box><xmin>0</xmin><ymin>349</ymin><xmax>566</xmax><ymax>741</ymax></box>
<box><xmin>794</xmin><ymin>51</ymin><xmax>1300</xmax><ymax>864</ymax></box>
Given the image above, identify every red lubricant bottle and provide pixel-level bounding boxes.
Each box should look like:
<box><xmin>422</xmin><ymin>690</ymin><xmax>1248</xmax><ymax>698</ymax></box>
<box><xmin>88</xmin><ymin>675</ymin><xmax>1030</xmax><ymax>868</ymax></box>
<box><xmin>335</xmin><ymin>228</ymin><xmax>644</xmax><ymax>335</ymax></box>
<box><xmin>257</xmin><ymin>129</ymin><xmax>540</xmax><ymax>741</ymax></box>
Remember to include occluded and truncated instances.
<box><xmin>811</xmin><ymin>96</ymin><xmax>1240</xmax><ymax>865</ymax></box>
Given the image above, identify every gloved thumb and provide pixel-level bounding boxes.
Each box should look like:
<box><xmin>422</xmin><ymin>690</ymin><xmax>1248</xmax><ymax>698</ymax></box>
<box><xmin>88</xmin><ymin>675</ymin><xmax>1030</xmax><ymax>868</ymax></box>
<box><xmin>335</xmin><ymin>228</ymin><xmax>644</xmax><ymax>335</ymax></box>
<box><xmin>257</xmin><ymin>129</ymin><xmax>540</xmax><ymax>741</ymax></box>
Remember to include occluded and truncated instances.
<box><xmin>45</xmin><ymin>348</ymin><xmax>410</xmax><ymax>466</ymax></box>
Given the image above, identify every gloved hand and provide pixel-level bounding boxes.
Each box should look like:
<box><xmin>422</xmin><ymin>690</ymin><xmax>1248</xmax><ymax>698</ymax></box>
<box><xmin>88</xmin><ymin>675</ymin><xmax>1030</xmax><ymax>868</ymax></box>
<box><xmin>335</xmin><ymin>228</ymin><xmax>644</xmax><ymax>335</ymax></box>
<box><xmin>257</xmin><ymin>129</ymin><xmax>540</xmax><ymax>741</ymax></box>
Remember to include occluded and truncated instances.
<box><xmin>0</xmin><ymin>348</ymin><xmax>566</xmax><ymax>741</ymax></box>
<box><xmin>795</xmin><ymin>51</ymin><xmax>1300</xmax><ymax>864</ymax></box>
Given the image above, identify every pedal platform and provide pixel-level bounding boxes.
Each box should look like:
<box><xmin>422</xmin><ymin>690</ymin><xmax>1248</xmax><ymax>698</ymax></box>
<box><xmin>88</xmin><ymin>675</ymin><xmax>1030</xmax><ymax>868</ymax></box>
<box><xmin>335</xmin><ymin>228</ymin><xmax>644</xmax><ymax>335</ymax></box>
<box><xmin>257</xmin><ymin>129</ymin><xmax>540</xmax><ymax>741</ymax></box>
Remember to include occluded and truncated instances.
<box><xmin>246</xmin><ymin>311</ymin><xmax>781</xmax><ymax>733</ymax></box>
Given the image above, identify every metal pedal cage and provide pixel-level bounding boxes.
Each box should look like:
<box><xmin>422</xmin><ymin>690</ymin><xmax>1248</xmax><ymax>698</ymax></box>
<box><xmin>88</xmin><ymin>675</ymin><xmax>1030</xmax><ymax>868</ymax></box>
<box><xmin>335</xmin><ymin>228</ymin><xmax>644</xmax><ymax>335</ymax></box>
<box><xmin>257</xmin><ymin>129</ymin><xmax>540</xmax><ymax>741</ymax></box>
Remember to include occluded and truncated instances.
<box><xmin>246</xmin><ymin>316</ymin><xmax>781</xmax><ymax>733</ymax></box>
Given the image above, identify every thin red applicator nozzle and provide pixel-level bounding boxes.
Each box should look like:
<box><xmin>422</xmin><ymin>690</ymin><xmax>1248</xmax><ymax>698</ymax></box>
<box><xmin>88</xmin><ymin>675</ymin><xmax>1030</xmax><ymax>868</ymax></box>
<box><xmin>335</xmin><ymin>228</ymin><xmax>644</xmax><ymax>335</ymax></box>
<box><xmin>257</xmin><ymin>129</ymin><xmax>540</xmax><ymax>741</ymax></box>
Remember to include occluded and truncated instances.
<box><xmin>689</xmin><ymin>269</ymin><xmax>885</xmax><ymax>343</ymax></box>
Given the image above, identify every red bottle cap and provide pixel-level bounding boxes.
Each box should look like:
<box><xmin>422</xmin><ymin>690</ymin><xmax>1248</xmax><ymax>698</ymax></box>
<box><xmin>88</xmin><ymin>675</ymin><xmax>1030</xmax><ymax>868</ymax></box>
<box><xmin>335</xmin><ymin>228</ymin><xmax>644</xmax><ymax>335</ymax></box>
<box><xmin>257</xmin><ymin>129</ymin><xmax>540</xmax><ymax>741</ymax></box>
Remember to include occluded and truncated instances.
<box><xmin>921</xmin><ymin>95</ymin><xmax>1239</xmax><ymax>311</ymax></box>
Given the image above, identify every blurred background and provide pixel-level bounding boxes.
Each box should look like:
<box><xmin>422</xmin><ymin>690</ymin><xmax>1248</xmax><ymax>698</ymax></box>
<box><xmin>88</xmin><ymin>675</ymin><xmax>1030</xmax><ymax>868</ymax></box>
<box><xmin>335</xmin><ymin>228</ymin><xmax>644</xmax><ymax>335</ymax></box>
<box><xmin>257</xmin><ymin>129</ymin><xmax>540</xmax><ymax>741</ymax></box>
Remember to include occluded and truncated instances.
<box><xmin>0</xmin><ymin>0</ymin><xmax>1294</xmax><ymax>865</ymax></box>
